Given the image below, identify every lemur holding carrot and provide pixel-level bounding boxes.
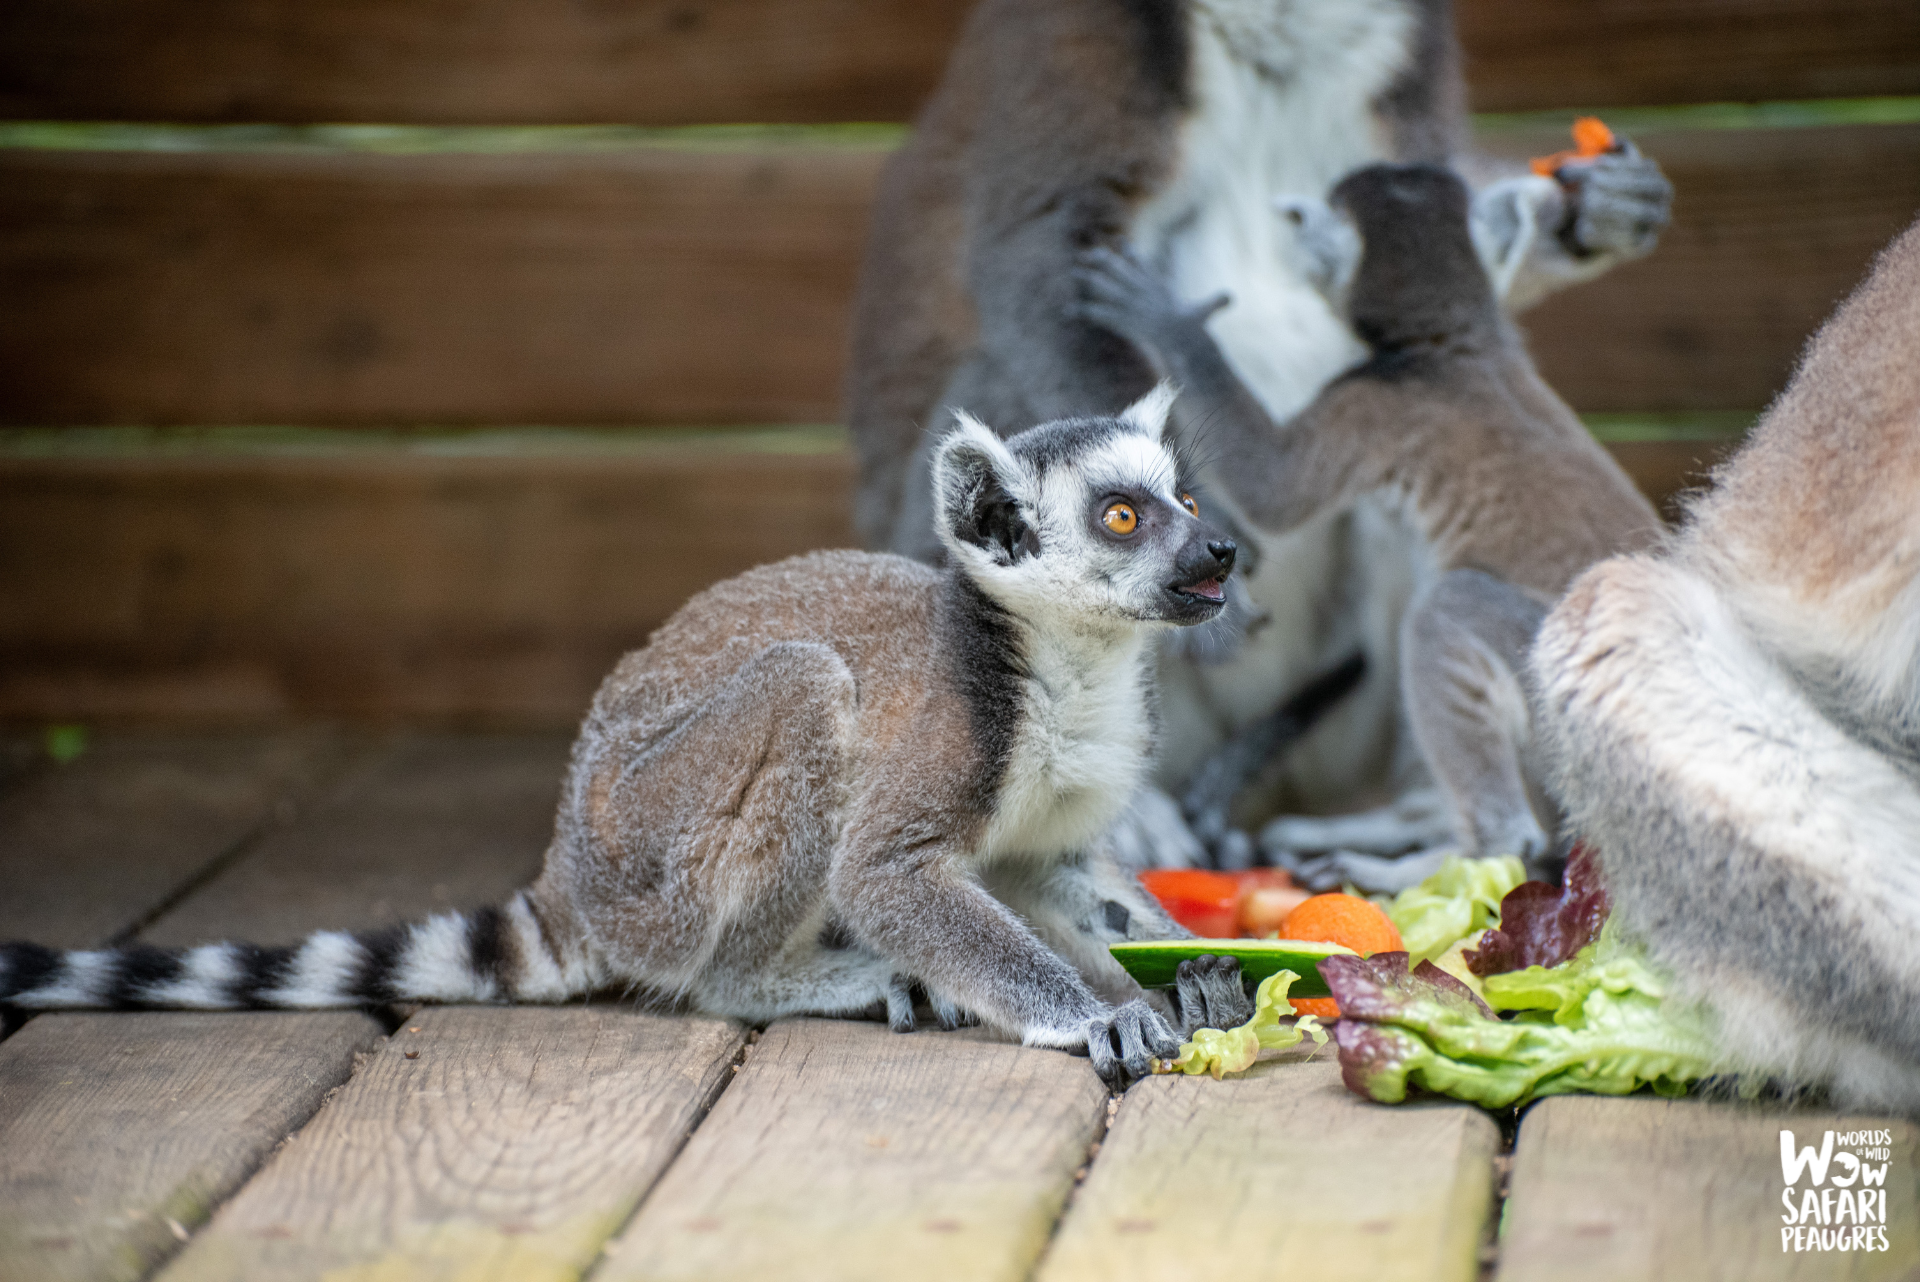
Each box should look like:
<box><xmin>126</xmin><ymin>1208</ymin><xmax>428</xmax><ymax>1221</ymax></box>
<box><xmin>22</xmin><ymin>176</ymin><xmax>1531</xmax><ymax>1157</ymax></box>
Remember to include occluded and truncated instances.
<box><xmin>1074</xmin><ymin>161</ymin><xmax>1662</xmax><ymax>890</ymax></box>
<box><xmin>846</xmin><ymin>0</ymin><xmax>1672</xmax><ymax>875</ymax></box>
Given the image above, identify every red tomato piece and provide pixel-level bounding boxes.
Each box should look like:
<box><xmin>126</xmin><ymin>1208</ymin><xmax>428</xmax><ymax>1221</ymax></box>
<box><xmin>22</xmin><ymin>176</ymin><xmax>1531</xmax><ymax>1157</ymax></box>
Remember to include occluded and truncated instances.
<box><xmin>1137</xmin><ymin>868</ymin><xmax>1240</xmax><ymax>938</ymax></box>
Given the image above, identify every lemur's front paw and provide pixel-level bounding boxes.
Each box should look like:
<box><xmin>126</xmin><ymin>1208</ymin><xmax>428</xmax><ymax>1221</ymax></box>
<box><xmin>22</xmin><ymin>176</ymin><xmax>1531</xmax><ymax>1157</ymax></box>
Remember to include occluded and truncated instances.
<box><xmin>1559</xmin><ymin>138</ymin><xmax>1671</xmax><ymax>261</ymax></box>
<box><xmin>1084</xmin><ymin>998</ymin><xmax>1183</xmax><ymax>1087</ymax></box>
<box><xmin>1069</xmin><ymin>245</ymin><xmax>1229</xmax><ymax>359</ymax></box>
<box><xmin>1174</xmin><ymin>953</ymin><xmax>1255</xmax><ymax>1035</ymax></box>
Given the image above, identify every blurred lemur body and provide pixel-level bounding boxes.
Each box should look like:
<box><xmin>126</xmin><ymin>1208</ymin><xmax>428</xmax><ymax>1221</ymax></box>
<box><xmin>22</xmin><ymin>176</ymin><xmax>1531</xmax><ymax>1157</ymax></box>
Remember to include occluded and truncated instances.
<box><xmin>847</xmin><ymin>0</ymin><xmax>1670</xmax><ymax>870</ymax></box>
<box><xmin>1</xmin><ymin>394</ymin><xmax>1257</xmax><ymax>1085</ymax></box>
<box><xmin>1075</xmin><ymin>164</ymin><xmax>1662</xmax><ymax>889</ymax></box>
<box><xmin>1532</xmin><ymin>219</ymin><xmax>1920</xmax><ymax>1111</ymax></box>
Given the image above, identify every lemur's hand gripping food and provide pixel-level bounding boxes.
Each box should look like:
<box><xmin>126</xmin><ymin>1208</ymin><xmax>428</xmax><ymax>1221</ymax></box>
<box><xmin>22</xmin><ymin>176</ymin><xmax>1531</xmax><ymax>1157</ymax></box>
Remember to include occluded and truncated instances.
<box><xmin>1160</xmin><ymin>970</ymin><xmax>1330</xmax><ymax>1079</ymax></box>
<box><xmin>1108</xmin><ymin>938</ymin><xmax>1355</xmax><ymax>996</ymax></box>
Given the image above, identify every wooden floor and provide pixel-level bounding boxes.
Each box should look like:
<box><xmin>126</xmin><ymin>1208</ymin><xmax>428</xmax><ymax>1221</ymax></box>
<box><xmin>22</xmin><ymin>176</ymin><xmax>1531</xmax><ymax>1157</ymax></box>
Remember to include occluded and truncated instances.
<box><xmin>1</xmin><ymin>732</ymin><xmax>1915</xmax><ymax>1282</ymax></box>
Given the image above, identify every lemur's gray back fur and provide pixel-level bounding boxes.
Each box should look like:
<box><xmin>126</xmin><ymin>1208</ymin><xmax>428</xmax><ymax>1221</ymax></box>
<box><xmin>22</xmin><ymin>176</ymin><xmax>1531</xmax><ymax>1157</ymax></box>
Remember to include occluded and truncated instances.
<box><xmin>3</xmin><ymin>391</ymin><xmax>1245</xmax><ymax>1084</ymax></box>
<box><xmin>1532</xmin><ymin>216</ymin><xmax>1920</xmax><ymax>1112</ymax></box>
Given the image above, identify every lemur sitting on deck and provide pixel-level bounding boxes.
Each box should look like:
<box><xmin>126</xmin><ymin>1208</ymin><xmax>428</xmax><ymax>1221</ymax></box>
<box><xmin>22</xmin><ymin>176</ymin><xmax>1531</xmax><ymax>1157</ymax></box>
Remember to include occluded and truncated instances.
<box><xmin>1074</xmin><ymin>163</ymin><xmax>1662</xmax><ymax>889</ymax></box>
<box><xmin>1531</xmin><ymin>216</ymin><xmax>1920</xmax><ymax>1112</ymax></box>
<box><xmin>0</xmin><ymin>391</ymin><xmax>1265</xmax><ymax>1086</ymax></box>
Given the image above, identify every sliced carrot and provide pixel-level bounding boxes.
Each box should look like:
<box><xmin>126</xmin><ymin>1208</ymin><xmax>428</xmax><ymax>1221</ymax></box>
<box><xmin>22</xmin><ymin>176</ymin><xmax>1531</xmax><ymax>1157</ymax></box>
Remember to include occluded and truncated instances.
<box><xmin>1276</xmin><ymin>893</ymin><xmax>1406</xmax><ymax>1019</ymax></box>
<box><xmin>1530</xmin><ymin>115</ymin><xmax>1620</xmax><ymax>177</ymax></box>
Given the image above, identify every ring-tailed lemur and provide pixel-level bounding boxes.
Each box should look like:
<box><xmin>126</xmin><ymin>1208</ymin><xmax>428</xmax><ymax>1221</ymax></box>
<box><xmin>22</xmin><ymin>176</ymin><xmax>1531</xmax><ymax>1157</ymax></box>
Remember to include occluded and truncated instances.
<box><xmin>1531</xmin><ymin>216</ymin><xmax>1920</xmax><ymax>1112</ymax></box>
<box><xmin>0</xmin><ymin>390</ymin><xmax>1262</xmax><ymax>1085</ymax></box>
<box><xmin>846</xmin><ymin>0</ymin><xmax>1673</xmax><ymax>873</ymax></box>
<box><xmin>1072</xmin><ymin>163</ymin><xmax>1662</xmax><ymax>890</ymax></box>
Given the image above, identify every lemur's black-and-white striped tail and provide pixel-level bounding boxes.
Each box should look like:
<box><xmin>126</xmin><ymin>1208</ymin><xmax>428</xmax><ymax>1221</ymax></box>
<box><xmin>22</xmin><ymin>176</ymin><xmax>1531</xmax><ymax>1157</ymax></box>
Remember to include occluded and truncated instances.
<box><xmin>0</xmin><ymin>890</ymin><xmax>595</xmax><ymax>1011</ymax></box>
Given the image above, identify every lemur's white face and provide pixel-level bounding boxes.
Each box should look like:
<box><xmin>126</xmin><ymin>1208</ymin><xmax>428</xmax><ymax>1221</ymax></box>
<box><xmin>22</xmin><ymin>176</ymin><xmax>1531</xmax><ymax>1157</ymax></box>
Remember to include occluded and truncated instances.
<box><xmin>933</xmin><ymin>384</ymin><xmax>1236</xmax><ymax>630</ymax></box>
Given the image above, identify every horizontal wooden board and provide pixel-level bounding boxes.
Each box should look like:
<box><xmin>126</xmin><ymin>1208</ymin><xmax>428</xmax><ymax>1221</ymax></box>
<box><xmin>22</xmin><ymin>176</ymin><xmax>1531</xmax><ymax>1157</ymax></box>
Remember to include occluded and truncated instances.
<box><xmin>0</xmin><ymin>1010</ymin><xmax>384</xmax><ymax>1282</ymax></box>
<box><xmin>0</xmin><ymin>439</ymin><xmax>1699</xmax><ymax>725</ymax></box>
<box><xmin>0</xmin><ymin>0</ymin><xmax>1914</xmax><ymax>126</ymax></box>
<box><xmin>1497</xmin><ymin>1095</ymin><xmax>1919</xmax><ymax>1282</ymax></box>
<box><xmin>603</xmin><ymin>1018</ymin><xmax>1108</xmax><ymax>1282</ymax></box>
<box><xmin>0</xmin><ymin>146</ymin><xmax>884</xmax><ymax>427</ymax></box>
<box><xmin>0</xmin><ymin>731</ymin><xmax>357</xmax><ymax>947</ymax></box>
<box><xmin>1038</xmin><ymin>1051</ymin><xmax>1500</xmax><ymax>1282</ymax></box>
<box><xmin>0</xmin><ymin>448</ymin><xmax>857</xmax><ymax>724</ymax></box>
<box><xmin>0</xmin><ymin>0</ymin><xmax>976</xmax><ymax>126</ymax></box>
<box><xmin>1458</xmin><ymin>0</ymin><xmax>1920</xmax><ymax>112</ymax></box>
<box><xmin>158</xmin><ymin>1007</ymin><xmax>744</xmax><ymax>1282</ymax></box>
<box><xmin>141</xmin><ymin>733</ymin><xmax>569</xmax><ymax>946</ymax></box>
<box><xmin>2</xmin><ymin>125</ymin><xmax>1913</xmax><ymax>427</ymax></box>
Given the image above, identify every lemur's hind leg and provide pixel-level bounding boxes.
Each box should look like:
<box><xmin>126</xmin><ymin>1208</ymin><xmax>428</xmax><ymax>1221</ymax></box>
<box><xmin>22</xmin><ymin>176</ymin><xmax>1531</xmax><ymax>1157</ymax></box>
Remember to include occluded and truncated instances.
<box><xmin>1402</xmin><ymin>568</ymin><xmax>1551</xmax><ymax>861</ymax></box>
<box><xmin>555</xmin><ymin>641</ymin><xmax>888</xmax><ymax>1020</ymax></box>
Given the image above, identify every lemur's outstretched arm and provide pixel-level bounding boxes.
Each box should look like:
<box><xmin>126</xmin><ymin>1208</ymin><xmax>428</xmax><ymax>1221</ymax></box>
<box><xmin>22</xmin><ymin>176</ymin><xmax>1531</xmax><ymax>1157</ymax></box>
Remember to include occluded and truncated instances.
<box><xmin>1071</xmin><ymin>245</ymin><xmax>1380</xmax><ymax>533</ymax></box>
<box><xmin>1464</xmin><ymin>136</ymin><xmax>1673</xmax><ymax>311</ymax></box>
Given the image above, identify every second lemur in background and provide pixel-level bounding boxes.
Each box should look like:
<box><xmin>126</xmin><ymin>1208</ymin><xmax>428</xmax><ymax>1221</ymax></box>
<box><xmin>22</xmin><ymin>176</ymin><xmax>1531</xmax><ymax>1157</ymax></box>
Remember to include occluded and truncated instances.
<box><xmin>847</xmin><ymin>0</ymin><xmax>1673</xmax><ymax>872</ymax></box>
<box><xmin>1076</xmin><ymin>163</ymin><xmax>1662</xmax><ymax>888</ymax></box>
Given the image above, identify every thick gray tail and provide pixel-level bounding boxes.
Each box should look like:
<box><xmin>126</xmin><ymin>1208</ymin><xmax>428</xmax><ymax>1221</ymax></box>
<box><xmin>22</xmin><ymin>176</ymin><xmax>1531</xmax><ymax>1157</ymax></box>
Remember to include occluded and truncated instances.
<box><xmin>0</xmin><ymin>889</ymin><xmax>593</xmax><ymax>1011</ymax></box>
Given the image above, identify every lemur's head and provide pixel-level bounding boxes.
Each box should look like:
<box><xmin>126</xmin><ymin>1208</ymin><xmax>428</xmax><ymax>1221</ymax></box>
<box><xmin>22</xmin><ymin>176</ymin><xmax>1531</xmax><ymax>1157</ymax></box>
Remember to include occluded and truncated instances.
<box><xmin>932</xmin><ymin>383</ymin><xmax>1235</xmax><ymax>628</ymax></box>
<box><xmin>1276</xmin><ymin>162</ymin><xmax>1501</xmax><ymax>351</ymax></box>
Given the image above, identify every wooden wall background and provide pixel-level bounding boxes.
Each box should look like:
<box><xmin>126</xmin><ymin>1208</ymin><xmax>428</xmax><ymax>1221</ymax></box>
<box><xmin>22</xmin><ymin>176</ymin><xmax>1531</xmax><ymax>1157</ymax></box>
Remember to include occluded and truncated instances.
<box><xmin>3</xmin><ymin>0</ymin><xmax>1918</xmax><ymax>724</ymax></box>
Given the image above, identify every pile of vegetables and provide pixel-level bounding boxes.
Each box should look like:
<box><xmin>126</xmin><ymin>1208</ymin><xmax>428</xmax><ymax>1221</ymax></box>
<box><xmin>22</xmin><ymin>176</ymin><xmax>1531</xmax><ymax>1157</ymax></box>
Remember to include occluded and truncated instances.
<box><xmin>1127</xmin><ymin>847</ymin><xmax>1733</xmax><ymax>1108</ymax></box>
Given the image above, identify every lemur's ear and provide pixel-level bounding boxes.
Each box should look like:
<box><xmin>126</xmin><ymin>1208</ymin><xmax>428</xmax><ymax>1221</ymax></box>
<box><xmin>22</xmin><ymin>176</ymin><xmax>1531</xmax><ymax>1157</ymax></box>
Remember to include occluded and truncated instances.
<box><xmin>1119</xmin><ymin>381</ymin><xmax>1178</xmax><ymax>439</ymax></box>
<box><xmin>933</xmin><ymin>412</ymin><xmax>1038</xmax><ymax>565</ymax></box>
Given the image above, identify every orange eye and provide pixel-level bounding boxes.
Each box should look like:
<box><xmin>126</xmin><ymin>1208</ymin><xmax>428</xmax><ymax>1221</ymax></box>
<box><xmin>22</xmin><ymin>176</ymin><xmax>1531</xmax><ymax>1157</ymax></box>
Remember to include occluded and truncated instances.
<box><xmin>1179</xmin><ymin>492</ymin><xmax>1200</xmax><ymax>517</ymax></box>
<box><xmin>1102</xmin><ymin>502</ymin><xmax>1139</xmax><ymax>535</ymax></box>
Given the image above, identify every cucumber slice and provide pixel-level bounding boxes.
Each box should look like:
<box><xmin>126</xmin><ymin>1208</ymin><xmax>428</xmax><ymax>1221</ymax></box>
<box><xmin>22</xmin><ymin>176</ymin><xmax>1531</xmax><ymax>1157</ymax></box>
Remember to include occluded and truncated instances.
<box><xmin>1108</xmin><ymin>939</ymin><xmax>1357</xmax><ymax>997</ymax></box>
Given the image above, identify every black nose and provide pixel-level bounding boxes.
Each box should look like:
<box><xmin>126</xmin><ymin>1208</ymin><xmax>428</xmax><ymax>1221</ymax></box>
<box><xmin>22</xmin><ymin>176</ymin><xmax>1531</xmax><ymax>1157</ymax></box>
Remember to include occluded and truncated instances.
<box><xmin>1208</xmin><ymin>540</ymin><xmax>1237</xmax><ymax>575</ymax></box>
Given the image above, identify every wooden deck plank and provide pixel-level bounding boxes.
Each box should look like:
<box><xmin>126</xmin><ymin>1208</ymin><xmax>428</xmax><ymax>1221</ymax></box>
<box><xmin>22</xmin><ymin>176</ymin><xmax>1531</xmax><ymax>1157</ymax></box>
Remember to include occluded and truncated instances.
<box><xmin>601</xmin><ymin>1018</ymin><xmax>1109</xmax><ymax>1282</ymax></box>
<box><xmin>0</xmin><ymin>731</ymin><xmax>357</xmax><ymax>948</ymax></box>
<box><xmin>0</xmin><ymin>1010</ymin><xmax>384</xmax><ymax>1282</ymax></box>
<box><xmin>0</xmin><ymin>0</ymin><xmax>1912</xmax><ymax>126</ymax></box>
<box><xmin>0</xmin><ymin>448</ymin><xmax>857</xmax><ymax>726</ymax></box>
<box><xmin>152</xmin><ymin>1007</ymin><xmax>743</xmax><ymax>1282</ymax></box>
<box><xmin>1037</xmin><ymin>1051</ymin><xmax>1501</xmax><ymax>1282</ymax></box>
<box><xmin>1497</xmin><ymin>1096</ymin><xmax>1919</xmax><ymax>1282</ymax></box>
<box><xmin>141</xmin><ymin>732</ymin><xmax>569</xmax><ymax>947</ymax></box>
<box><xmin>2</xmin><ymin>124</ymin><xmax>1911</xmax><ymax>427</ymax></box>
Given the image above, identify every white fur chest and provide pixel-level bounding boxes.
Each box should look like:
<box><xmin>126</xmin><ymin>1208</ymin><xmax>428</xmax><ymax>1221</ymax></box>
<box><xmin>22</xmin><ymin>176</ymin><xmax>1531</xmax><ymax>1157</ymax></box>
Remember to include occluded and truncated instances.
<box><xmin>1129</xmin><ymin>0</ymin><xmax>1415</xmax><ymax>424</ymax></box>
<box><xmin>1126</xmin><ymin>0</ymin><xmax>1431</xmax><ymax>786</ymax></box>
<box><xmin>980</xmin><ymin>632</ymin><xmax>1154</xmax><ymax>860</ymax></box>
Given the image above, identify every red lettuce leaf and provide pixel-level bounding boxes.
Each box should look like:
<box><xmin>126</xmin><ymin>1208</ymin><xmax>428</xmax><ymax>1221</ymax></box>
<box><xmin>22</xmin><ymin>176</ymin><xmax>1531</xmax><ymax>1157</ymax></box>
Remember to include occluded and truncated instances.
<box><xmin>1463</xmin><ymin>841</ymin><xmax>1610</xmax><ymax>977</ymax></box>
<box><xmin>1321</xmin><ymin>952</ymin><xmax>1494</xmax><ymax>1101</ymax></box>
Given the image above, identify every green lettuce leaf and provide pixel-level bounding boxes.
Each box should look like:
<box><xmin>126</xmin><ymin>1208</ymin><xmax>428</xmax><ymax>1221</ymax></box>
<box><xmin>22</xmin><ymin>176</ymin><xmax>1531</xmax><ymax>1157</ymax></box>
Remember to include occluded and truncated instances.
<box><xmin>1387</xmin><ymin>854</ymin><xmax>1527</xmax><ymax>964</ymax></box>
<box><xmin>1160</xmin><ymin>969</ymin><xmax>1329</xmax><ymax>1079</ymax></box>
<box><xmin>1325</xmin><ymin>926</ymin><xmax>1727</xmax><ymax>1109</ymax></box>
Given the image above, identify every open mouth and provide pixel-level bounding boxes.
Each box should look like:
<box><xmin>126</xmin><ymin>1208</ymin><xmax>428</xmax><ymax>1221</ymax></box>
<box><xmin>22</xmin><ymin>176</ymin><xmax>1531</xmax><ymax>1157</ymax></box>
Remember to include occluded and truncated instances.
<box><xmin>1172</xmin><ymin>577</ymin><xmax>1226</xmax><ymax>603</ymax></box>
